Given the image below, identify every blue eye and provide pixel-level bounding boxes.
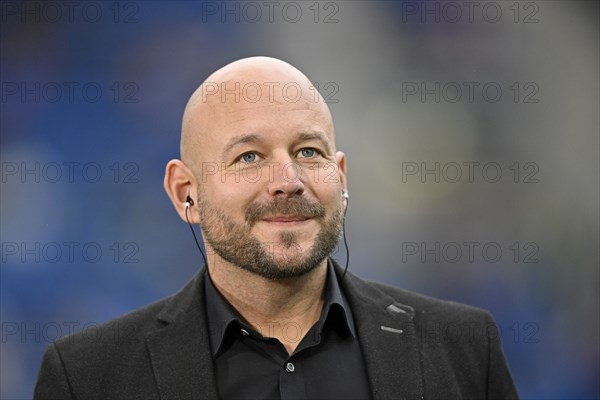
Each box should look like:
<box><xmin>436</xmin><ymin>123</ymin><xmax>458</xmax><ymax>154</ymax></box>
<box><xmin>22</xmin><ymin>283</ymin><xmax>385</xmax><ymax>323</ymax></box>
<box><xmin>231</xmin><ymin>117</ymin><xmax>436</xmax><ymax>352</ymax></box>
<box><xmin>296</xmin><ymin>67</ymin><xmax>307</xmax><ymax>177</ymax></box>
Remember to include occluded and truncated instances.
<box><xmin>300</xmin><ymin>148</ymin><xmax>316</xmax><ymax>158</ymax></box>
<box><xmin>241</xmin><ymin>152</ymin><xmax>257</xmax><ymax>163</ymax></box>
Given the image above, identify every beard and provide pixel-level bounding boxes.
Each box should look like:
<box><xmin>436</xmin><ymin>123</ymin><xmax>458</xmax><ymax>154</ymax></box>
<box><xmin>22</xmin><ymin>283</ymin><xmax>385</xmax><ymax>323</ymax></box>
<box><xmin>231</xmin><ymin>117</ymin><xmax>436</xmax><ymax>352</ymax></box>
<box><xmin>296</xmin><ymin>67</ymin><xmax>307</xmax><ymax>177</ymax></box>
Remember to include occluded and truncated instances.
<box><xmin>198</xmin><ymin>191</ymin><xmax>344</xmax><ymax>280</ymax></box>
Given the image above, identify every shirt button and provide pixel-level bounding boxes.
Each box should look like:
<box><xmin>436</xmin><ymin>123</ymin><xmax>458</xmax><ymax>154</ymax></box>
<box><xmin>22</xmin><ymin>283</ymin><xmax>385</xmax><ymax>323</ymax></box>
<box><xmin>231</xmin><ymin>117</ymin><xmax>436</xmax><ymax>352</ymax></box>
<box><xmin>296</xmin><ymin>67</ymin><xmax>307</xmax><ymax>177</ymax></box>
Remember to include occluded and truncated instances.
<box><xmin>240</xmin><ymin>328</ymin><xmax>249</xmax><ymax>336</ymax></box>
<box><xmin>285</xmin><ymin>362</ymin><xmax>295</xmax><ymax>373</ymax></box>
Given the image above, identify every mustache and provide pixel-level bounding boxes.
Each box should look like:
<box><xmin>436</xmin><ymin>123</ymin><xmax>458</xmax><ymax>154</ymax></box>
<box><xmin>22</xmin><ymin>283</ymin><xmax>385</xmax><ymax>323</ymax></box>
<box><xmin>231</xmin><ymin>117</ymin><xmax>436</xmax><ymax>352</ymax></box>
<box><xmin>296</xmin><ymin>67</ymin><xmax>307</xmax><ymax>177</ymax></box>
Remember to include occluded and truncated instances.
<box><xmin>245</xmin><ymin>198</ymin><xmax>326</xmax><ymax>226</ymax></box>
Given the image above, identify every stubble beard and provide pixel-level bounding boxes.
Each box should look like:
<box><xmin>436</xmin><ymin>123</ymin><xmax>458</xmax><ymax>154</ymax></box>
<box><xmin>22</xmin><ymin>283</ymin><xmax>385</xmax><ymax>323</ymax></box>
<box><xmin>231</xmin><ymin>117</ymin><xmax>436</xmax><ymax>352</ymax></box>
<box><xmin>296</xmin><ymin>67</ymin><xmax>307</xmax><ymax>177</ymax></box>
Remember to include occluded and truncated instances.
<box><xmin>198</xmin><ymin>190</ymin><xmax>344</xmax><ymax>280</ymax></box>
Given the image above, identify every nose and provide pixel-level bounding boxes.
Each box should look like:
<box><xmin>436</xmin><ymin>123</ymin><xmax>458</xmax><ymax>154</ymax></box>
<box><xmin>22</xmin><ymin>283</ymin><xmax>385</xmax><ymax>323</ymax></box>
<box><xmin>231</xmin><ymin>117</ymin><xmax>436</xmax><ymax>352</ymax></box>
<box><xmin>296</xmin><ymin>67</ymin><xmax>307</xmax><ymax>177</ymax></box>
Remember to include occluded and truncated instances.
<box><xmin>267</xmin><ymin>157</ymin><xmax>305</xmax><ymax>197</ymax></box>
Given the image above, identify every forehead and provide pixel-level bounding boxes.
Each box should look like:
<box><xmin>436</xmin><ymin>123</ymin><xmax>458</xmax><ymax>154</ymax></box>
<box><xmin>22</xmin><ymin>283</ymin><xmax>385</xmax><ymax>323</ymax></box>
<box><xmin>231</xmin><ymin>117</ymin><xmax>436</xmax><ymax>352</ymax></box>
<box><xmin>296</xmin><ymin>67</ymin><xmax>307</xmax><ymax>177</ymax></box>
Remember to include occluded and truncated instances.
<box><xmin>181</xmin><ymin>59</ymin><xmax>337</xmax><ymax>166</ymax></box>
<box><xmin>198</xmin><ymin>80</ymin><xmax>335</xmax><ymax>149</ymax></box>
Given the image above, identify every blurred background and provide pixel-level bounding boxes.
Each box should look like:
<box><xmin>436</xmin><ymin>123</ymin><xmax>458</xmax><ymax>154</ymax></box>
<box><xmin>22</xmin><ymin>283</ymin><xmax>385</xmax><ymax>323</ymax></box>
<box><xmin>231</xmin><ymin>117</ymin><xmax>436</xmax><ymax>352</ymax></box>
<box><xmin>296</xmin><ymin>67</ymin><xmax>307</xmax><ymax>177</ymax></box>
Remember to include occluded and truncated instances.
<box><xmin>1</xmin><ymin>1</ymin><xmax>598</xmax><ymax>398</ymax></box>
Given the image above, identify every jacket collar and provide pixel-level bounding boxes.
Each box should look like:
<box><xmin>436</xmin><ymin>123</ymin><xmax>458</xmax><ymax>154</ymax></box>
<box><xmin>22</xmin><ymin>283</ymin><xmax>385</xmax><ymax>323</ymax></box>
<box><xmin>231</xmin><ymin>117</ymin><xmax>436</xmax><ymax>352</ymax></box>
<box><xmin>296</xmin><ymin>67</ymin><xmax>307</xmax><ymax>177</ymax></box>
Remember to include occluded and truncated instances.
<box><xmin>334</xmin><ymin>259</ymin><xmax>424</xmax><ymax>400</ymax></box>
<box><xmin>145</xmin><ymin>260</ymin><xmax>423</xmax><ymax>400</ymax></box>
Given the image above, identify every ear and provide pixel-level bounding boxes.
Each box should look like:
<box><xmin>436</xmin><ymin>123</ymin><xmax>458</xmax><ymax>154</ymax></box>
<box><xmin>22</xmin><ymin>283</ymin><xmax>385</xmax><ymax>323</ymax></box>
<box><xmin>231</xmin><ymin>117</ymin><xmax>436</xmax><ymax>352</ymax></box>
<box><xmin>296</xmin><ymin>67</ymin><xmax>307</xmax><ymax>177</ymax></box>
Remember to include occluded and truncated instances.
<box><xmin>164</xmin><ymin>159</ymin><xmax>199</xmax><ymax>223</ymax></box>
<box><xmin>336</xmin><ymin>151</ymin><xmax>348</xmax><ymax>194</ymax></box>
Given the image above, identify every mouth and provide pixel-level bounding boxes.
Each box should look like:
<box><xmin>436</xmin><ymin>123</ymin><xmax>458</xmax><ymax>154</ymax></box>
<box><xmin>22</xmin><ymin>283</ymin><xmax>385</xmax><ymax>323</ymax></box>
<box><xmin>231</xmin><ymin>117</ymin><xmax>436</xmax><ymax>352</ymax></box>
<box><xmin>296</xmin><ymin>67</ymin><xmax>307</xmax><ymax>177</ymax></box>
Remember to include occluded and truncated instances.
<box><xmin>261</xmin><ymin>215</ymin><xmax>311</xmax><ymax>225</ymax></box>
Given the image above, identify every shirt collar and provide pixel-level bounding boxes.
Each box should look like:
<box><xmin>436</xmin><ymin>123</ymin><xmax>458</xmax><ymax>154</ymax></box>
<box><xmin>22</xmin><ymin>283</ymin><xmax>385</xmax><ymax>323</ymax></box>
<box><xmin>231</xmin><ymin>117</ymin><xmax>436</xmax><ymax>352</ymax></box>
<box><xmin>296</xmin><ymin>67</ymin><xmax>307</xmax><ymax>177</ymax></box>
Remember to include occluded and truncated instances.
<box><xmin>204</xmin><ymin>258</ymin><xmax>356</xmax><ymax>358</ymax></box>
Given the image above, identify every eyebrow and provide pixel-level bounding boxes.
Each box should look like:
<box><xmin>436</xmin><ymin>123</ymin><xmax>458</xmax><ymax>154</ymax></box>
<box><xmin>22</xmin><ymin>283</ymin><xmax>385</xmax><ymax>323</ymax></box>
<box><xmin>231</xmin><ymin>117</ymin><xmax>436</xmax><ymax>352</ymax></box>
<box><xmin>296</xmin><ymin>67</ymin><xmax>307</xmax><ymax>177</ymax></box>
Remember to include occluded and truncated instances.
<box><xmin>296</xmin><ymin>131</ymin><xmax>333</xmax><ymax>154</ymax></box>
<box><xmin>221</xmin><ymin>130</ymin><xmax>333</xmax><ymax>158</ymax></box>
<box><xmin>222</xmin><ymin>134</ymin><xmax>262</xmax><ymax>158</ymax></box>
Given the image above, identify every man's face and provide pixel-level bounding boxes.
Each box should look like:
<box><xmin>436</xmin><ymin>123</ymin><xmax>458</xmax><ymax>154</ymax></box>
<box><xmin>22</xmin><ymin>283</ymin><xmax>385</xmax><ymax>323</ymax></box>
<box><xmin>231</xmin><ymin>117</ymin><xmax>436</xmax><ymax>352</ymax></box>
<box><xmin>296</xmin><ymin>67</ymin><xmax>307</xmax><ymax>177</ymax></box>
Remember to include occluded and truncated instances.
<box><xmin>191</xmin><ymin>77</ymin><xmax>346</xmax><ymax>280</ymax></box>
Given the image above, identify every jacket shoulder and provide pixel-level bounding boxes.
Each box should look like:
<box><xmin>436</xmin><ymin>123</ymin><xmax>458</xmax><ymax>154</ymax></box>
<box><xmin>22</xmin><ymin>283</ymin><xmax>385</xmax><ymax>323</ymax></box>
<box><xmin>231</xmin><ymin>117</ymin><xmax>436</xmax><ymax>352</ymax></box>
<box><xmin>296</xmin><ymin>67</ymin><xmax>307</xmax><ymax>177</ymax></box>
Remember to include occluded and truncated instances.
<box><xmin>35</xmin><ymin>274</ymin><xmax>206</xmax><ymax>399</ymax></box>
<box><xmin>347</xmin><ymin>275</ymin><xmax>518</xmax><ymax>397</ymax></box>
<box><xmin>54</xmin><ymin>295</ymin><xmax>171</xmax><ymax>350</ymax></box>
<box><xmin>53</xmin><ymin>271</ymin><xmax>204</xmax><ymax>352</ymax></box>
<box><xmin>350</xmin><ymin>275</ymin><xmax>493</xmax><ymax>323</ymax></box>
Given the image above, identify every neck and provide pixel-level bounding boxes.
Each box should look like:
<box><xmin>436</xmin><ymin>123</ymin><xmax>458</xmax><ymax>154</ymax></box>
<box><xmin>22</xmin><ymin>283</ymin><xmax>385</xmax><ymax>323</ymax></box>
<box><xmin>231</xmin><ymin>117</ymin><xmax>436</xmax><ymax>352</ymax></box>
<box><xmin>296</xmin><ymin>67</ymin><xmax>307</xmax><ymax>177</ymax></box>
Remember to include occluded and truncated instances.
<box><xmin>207</xmin><ymin>254</ymin><xmax>329</xmax><ymax>354</ymax></box>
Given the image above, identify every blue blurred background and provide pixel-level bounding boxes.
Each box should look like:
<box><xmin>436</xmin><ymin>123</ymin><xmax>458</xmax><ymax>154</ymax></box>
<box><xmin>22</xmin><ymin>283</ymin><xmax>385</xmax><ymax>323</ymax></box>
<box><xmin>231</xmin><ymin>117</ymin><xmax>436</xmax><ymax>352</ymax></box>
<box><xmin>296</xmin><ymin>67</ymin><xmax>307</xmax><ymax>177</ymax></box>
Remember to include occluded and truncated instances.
<box><xmin>1</xmin><ymin>1</ymin><xmax>598</xmax><ymax>398</ymax></box>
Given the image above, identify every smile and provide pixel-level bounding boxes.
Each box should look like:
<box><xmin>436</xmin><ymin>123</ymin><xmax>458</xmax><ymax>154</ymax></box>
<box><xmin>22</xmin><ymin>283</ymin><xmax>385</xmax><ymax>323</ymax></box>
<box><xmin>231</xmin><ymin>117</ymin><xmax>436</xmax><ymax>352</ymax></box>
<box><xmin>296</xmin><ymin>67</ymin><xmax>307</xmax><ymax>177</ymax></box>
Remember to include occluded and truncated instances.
<box><xmin>260</xmin><ymin>215</ymin><xmax>312</xmax><ymax>225</ymax></box>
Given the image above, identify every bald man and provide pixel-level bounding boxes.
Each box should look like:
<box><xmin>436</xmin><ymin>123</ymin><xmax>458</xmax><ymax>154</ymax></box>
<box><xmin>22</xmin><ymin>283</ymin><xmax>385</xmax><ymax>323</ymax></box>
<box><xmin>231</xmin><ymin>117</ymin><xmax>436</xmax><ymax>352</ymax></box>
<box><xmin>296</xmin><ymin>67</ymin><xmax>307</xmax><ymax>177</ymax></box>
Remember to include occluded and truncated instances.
<box><xmin>34</xmin><ymin>57</ymin><xmax>518</xmax><ymax>400</ymax></box>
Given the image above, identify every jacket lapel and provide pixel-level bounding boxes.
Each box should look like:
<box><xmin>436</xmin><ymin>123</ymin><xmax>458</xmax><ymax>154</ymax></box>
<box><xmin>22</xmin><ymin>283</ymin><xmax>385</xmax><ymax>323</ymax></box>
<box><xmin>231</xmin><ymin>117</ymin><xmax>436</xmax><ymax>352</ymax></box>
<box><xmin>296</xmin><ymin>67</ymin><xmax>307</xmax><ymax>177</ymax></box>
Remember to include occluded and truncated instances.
<box><xmin>335</xmin><ymin>263</ymin><xmax>424</xmax><ymax>400</ymax></box>
<box><xmin>145</xmin><ymin>271</ymin><xmax>218</xmax><ymax>400</ymax></box>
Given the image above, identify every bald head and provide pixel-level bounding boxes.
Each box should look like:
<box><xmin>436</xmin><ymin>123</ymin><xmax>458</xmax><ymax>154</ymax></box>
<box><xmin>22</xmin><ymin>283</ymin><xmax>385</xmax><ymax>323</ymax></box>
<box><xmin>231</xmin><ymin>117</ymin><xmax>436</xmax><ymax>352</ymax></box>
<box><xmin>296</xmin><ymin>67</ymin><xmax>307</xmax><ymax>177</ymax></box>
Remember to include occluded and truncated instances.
<box><xmin>180</xmin><ymin>57</ymin><xmax>335</xmax><ymax>171</ymax></box>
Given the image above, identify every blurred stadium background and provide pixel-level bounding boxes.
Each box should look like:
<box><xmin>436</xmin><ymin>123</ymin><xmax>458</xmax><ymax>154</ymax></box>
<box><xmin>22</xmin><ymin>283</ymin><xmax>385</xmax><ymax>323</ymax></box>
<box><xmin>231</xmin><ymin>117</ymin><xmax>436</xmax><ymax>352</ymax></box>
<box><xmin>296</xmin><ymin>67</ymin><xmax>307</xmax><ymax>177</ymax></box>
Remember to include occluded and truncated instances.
<box><xmin>1</xmin><ymin>1</ymin><xmax>598</xmax><ymax>398</ymax></box>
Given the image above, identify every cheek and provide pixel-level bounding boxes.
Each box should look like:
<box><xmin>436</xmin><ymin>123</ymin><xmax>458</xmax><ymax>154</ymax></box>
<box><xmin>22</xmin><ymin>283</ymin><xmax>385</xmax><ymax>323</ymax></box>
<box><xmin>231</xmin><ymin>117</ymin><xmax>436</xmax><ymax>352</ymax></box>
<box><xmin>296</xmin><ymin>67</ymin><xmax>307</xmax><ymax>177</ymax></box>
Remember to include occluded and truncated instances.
<box><xmin>315</xmin><ymin>176</ymin><xmax>343</xmax><ymax>200</ymax></box>
<box><xmin>203</xmin><ymin>175</ymin><xmax>260</xmax><ymax>214</ymax></box>
<box><xmin>311</xmin><ymin>185</ymin><xmax>343</xmax><ymax>216</ymax></box>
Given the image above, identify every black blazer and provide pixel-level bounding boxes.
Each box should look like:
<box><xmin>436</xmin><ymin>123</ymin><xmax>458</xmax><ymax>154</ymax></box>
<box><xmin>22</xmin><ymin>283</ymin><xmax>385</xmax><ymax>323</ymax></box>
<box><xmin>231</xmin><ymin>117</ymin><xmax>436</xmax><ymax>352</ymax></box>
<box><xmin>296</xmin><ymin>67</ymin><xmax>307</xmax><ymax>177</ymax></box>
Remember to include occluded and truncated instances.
<box><xmin>34</xmin><ymin>261</ymin><xmax>518</xmax><ymax>399</ymax></box>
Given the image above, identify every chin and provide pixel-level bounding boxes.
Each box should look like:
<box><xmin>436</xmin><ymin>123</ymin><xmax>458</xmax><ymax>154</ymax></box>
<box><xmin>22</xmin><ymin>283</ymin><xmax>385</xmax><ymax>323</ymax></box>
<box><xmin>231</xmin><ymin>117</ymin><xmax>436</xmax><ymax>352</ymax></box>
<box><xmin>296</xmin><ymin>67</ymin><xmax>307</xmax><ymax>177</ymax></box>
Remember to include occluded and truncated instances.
<box><xmin>255</xmin><ymin>226</ymin><xmax>316</xmax><ymax>246</ymax></box>
<box><xmin>273</xmin><ymin>242</ymin><xmax>312</xmax><ymax>262</ymax></box>
<box><xmin>261</xmin><ymin>254</ymin><xmax>324</xmax><ymax>281</ymax></box>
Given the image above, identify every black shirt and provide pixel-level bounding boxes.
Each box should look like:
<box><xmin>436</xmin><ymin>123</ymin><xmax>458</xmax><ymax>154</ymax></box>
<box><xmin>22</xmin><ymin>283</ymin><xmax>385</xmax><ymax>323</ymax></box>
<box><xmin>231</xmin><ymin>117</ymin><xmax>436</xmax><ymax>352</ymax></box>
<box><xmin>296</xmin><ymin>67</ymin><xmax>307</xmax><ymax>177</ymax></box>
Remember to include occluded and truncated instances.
<box><xmin>204</xmin><ymin>259</ymin><xmax>372</xmax><ymax>400</ymax></box>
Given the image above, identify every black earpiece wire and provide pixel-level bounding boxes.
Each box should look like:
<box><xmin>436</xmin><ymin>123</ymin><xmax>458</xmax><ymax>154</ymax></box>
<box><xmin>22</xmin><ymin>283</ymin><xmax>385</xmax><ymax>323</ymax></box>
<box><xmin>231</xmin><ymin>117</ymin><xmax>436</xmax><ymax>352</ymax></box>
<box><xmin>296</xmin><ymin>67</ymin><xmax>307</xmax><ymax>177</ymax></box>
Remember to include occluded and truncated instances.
<box><xmin>340</xmin><ymin>193</ymin><xmax>350</xmax><ymax>282</ymax></box>
<box><xmin>185</xmin><ymin>198</ymin><xmax>208</xmax><ymax>268</ymax></box>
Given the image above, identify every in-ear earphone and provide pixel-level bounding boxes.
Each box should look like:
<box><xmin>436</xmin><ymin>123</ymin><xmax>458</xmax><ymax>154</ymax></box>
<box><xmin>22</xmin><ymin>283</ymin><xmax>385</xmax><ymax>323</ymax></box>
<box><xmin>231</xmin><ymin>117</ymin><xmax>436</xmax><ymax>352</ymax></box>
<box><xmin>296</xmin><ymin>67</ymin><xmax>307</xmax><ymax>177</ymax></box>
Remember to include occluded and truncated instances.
<box><xmin>185</xmin><ymin>195</ymin><xmax>194</xmax><ymax>209</ymax></box>
<box><xmin>184</xmin><ymin>194</ymin><xmax>208</xmax><ymax>268</ymax></box>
